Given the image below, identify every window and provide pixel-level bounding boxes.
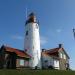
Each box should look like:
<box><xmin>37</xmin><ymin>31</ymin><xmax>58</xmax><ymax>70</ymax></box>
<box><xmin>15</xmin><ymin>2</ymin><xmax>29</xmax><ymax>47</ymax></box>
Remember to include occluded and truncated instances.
<box><xmin>20</xmin><ymin>59</ymin><xmax>24</xmax><ymax>66</ymax></box>
<box><xmin>44</xmin><ymin>60</ymin><xmax>48</xmax><ymax>63</ymax></box>
<box><xmin>36</xmin><ymin>24</ymin><xmax>38</xmax><ymax>29</ymax></box>
<box><xmin>26</xmin><ymin>31</ymin><xmax>28</xmax><ymax>36</ymax></box>
<box><xmin>63</xmin><ymin>54</ymin><xmax>66</xmax><ymax>59</ymax></box>
<box><xmin>60</xmin><ymin>53</ymin><xmax>63</xmax><ymax>58</ymax></box>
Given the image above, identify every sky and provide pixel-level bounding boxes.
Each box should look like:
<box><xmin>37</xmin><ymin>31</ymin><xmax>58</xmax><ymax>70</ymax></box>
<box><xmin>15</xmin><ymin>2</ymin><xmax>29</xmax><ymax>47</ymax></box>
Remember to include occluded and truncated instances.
<box><xmin>0</xmin><ymin>0</ymin><xmax>75</xmax><ymax>70</ymax></box>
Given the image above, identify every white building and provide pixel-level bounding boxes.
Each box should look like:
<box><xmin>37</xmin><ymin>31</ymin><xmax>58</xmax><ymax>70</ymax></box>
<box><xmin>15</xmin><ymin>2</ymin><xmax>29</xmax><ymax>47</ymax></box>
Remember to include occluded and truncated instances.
<box><xmin>41</xmin><ymin>44</ymin><xmax>70</xmax><ymax>70</ymax></box>
<box><xmin>24</xmin><ymin>12</ymin><xmax>41</xmax><ymax>69</ymax></box>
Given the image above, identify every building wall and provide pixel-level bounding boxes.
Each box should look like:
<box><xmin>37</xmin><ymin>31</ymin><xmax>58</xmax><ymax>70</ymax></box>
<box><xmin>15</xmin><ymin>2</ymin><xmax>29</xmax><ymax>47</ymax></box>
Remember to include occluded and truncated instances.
<box><xmin>42</xmin><ymin>53</ymin><xmax>61</xmax><ymax>70</ymax></box>
<box><xmin>16</xmin><ymin>58</ymin><xmax>25</xmax><ymax>69</ymax></box>
<box><xmin>58</xmin><ymin>49</ymin><xmax>69</xmax><ymax>70</ymax></box>
<box><xmin>16</xmin><ymin>58</ymin><xmax>30</xmax><ymax>69</ymax></box>
<box><xmin>0</xmin><ymin>51</ymin><xmax>17</xmax><ymax>69</ymax></box>
<box><xmin>0</xmin><ymin>47</ymin><xmax>5</xmax><ymax>69</ymax></box>
<box><xmin>16</xmin><ymin>58</ymin><xmax>20</xmax><ymax>68</ymax></box>
<box><xmin>42</xmin><ymin>54</ymin><xmax>58</xmax><ymax>69</ymax></box>
<box><xmin>59</xmin><ymin>59</ymin><xmax>66</xmax><ymax>70</ymax></box>
<box><xmin>42</xmin><ymin>54</ymin><xmax>52</xmax><ymax>68</ymax></box>
<box><xmin>5</xmin><ymin>52</ymin><xmax>17</xmax><ymax>69</ymax></box>
<box><xmin>24</xmin><ymin>60</ymin><xmax>29</xmax><ymax>67</ymax></box>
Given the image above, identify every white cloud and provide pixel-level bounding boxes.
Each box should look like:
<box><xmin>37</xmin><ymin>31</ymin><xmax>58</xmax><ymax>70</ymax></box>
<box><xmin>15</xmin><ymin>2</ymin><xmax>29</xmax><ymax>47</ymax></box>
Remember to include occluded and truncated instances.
<box><xmin>56</xmin><ymin>29</ymin><xmax>62</xmax><ymax>33</ymax></box>
<box><xmin>40</xmin><ymin>36</ymin><xmax>48</xmax><ymax>45</ymax></box>
<box><xmin>11</xmin><ymin>35</ymin><xmax>24</xmax><ymax>40</ymax></box>
<box><xmin>11</xmin><ymin>35</ymin><xmax>48</xmax><ymax>45</ymax></box>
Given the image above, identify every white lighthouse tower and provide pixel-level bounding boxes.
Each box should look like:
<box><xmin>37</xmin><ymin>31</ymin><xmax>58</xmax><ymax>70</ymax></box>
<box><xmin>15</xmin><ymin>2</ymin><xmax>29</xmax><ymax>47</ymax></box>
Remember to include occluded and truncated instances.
<box><xmin>24</xmin><ymin>12</ymin><xmax>41</xmax><ymax>69</ymax></box>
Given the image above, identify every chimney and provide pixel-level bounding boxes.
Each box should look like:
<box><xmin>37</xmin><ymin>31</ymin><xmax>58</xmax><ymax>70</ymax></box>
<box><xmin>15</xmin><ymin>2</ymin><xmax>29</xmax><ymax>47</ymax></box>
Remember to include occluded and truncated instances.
<box><xmin>42</xmin><ymin>49</ymin><xmax>46</xmax><ymax>52</ymax></box>
<box><xmin>59</xmin><ymin>44</ymin><xmax>63</xmax><ymax>48</ymax></box>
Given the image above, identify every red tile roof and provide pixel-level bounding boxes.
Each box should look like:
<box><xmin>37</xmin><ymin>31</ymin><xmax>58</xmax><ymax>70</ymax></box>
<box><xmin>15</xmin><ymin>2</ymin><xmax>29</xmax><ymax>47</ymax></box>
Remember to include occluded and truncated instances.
<box><xmin>46</xmin><ymin>48</ymin><xmax>60</xmax><ymax>54</ymax></box>
<box><xmin>4</xmin><ymin>46</ymin><xmax>30</xmax><ymax>58</ymax></box>
<box><xmin>42</xmin><ymin>47</ymin><xmax>69</xmax><ymax>59</ymax></box>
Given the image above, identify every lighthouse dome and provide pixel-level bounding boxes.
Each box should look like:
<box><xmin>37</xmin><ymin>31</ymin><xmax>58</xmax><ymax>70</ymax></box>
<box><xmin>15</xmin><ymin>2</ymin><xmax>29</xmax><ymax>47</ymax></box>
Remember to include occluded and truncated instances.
<box><xmin>26</xmin><ymin>12</ymin><xmax>37</xmax><ymax>24</ymax></box>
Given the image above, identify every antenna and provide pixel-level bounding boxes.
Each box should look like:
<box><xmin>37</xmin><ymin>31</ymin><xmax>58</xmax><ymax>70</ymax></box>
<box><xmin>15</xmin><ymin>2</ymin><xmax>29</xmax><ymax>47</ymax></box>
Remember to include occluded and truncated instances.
<box><xmin>24</xmin><ymin>6</ymin><xmax>28</xmax><ymax>52</ymax></box>
<box><xmin>26</xmin><ymin>7</ymin><xmax>28</xmax><ymax>19</ymax></box>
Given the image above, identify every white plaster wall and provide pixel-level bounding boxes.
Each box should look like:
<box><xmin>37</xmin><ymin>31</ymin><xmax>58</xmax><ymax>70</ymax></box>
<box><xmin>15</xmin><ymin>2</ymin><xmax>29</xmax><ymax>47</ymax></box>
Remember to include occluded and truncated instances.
<box><xmin>24</xmin><ymin>22</ymin><xmax>41</xmax><ymax>69</ymax></box>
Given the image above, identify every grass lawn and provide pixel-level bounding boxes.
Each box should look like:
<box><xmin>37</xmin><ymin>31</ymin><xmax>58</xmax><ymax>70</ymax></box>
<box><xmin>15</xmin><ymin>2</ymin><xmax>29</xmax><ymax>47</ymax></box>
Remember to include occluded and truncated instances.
<box><xmin>0</xmin><ymin>69</ymin><xmax>75</xmax><ymax>75</ymax></box>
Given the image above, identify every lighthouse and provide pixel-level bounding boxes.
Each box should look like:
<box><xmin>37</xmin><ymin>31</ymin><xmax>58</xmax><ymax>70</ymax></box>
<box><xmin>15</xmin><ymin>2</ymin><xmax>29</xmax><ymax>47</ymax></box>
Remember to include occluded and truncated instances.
<box><xmin>24</xmin><ymin>12</ymin><xmax>41</xmax><ymax>69</ymax></box>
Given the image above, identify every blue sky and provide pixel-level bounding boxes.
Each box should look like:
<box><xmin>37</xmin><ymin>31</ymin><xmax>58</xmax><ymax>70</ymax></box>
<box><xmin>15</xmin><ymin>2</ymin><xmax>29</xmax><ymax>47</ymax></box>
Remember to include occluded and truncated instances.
<box><xmin>0</xmin><ymin>0</ymin><xmax>75</xmax><ymax>70</ymax></box>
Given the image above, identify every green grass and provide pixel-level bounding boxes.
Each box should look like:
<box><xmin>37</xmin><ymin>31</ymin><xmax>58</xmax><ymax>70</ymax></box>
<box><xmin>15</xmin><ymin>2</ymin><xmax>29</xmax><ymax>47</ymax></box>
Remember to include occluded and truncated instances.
<box><xmin>0</xmin><ymin>69</ymin><xmax>75</xmax><ymax>75</ymax></box>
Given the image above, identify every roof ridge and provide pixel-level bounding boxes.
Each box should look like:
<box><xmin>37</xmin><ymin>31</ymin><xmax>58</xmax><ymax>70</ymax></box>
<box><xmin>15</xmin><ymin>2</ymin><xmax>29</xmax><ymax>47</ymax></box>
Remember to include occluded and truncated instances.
<box><xmin>4</xmin><ymin>46</ymin><xmax>23</xmax><ymax>51</ymax></box>
<box><xmin>46</xmin><ymin>47</ymin><xmax>60</xmax><ymax>51</ymax></box>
